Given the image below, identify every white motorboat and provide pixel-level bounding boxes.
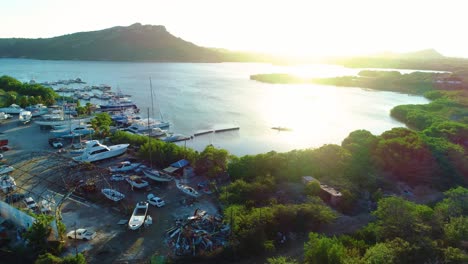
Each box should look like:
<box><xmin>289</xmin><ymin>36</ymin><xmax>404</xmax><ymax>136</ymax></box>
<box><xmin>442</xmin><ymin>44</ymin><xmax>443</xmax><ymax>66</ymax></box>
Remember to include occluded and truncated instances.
<box><xmin>0</xmin><ymin>175</ymin><xmax>16</xmax><ymax>193</ymax></box>
<box><xmin>72</xmin><ymin>140</ymin><xmax>129</xmax><ymax>163</ymax></box>
<box><xmin>35</xmin><ymin>116</ymin><xmax>93</xmax><ymax>126</ymax></box>
<box><xmin>0</xmin><ymin>112</ymin><xmax>12</xmax><ymax>120</ymax></box>
<box><xmin>108</xmin><ymin>161</ymin><xmax>141</xmax><ymax>173</ymax></box>
<box><xmin>0</xmin><ymin>104</ymin><xmax>24</xmax><ymax>114</ymax></box>
<box><xmin>128</xmin><ymin>201</ymin><xmax>149</xmax><ymax>230</ymax></box>
<box><xmin>101</xmin><ymin>188</ymin><xmax>125</xmax><ymax>202</ymax></box>
<box><xmin>142</xmin><ymin>168</ymin><xmax>174</xmax><ymax>182</ymax></box>
<box><xmin>125</xmin><ymin>175</ymin><xmax>149</xmax><ymax>189</ymax></box>
<box><xmin>18</xmin><ymin>110</ymin><xmax>32</xmax><ymax>124</ymax></box>
<box><xmin>175</xmin><ymin>180</ymin><xmax>200</xmax><ymax>198</ymax></box>
<box><xmin>0</xmin><ymin>165</ymin><xmax>14</xmax><ymax>175</ymax></box>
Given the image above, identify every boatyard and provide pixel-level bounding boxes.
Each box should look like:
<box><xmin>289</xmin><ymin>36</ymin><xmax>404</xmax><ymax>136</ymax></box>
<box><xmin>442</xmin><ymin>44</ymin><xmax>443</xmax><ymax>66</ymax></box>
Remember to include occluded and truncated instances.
<box><xmin>0</xmin><ymin>112</ymin><xmax>223</xmax><ymax>263</ymax></box>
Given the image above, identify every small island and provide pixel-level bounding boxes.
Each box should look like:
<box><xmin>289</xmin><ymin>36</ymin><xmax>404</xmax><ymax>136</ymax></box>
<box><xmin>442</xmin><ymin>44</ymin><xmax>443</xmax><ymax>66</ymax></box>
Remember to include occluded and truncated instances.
<box><xmin>250</xmin><ymin>70</ymin><xmax>463</xmax><ymax>94</ymax></box>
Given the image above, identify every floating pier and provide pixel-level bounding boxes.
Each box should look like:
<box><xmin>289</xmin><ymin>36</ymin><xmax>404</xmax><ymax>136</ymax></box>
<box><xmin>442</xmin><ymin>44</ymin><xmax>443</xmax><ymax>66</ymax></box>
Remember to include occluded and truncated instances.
<box><xmin>193</xmin><ymin>127</ymin><xmax>240</xmax><ymax>137</ymax></box>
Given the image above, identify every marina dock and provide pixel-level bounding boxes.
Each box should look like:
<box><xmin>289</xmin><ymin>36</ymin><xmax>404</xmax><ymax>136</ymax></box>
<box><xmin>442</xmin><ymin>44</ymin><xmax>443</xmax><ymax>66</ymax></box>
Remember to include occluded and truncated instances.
<box><xmin>193</xmin><ymin>127</ymin><xmax>240</xmax><ymax>137</ymax></box>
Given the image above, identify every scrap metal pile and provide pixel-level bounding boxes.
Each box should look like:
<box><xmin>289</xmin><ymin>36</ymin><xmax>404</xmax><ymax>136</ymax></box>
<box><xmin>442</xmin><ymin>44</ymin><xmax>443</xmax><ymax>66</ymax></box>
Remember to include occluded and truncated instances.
<box><xmin>165</xmin><ymin>209</ymin><xmax>230</xmax><ymax>257</ymax></box>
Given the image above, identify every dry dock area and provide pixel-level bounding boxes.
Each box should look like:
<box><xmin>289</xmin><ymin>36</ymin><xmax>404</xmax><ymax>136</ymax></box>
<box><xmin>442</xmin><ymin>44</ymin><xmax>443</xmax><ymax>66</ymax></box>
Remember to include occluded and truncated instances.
<box><xmin>0</xmin><ymin>118</ymin><xmax>220</xmax><ymax>263</ymax></box>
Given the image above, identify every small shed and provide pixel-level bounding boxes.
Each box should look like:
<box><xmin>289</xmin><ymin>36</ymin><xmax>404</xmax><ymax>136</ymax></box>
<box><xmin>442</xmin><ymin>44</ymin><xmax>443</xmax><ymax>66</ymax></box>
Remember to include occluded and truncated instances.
<box><xmin>171</xmin><ymin>159</ymin><xmax>189</xmax><ymax>168</ymax></box>
<box><xmin>319</xmin><ymin>184</ymin><xmax>343</xmax><ymax>206</ymax></box>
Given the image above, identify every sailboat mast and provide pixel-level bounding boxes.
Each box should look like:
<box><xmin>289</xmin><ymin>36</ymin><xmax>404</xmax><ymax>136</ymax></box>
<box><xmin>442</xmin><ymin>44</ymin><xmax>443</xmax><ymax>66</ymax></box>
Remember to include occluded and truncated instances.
<box><xmin>147</xmin><ymin>107</ymin><xmax>152</xmax><ymax>168</ymax></box>
<box><xmin>150</xmin><ymin>78</ymin><xmax>155</xmax><ymax>122</ymax></box>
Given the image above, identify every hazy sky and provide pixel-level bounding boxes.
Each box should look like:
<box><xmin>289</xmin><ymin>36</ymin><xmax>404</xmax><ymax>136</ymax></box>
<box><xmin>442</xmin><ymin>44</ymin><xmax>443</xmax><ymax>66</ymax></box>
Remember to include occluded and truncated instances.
<box><xmin>2</xmin><ymin>0</ymin><xmax>467</xmax><ymax>57</ymax></box>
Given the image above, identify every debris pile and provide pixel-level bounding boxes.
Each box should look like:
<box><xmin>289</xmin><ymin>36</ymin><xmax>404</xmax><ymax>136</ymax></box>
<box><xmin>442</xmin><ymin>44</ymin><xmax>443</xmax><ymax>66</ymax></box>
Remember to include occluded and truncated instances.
<box><xmin>165</xmin><ymin>209</ymin><xmax>230</xmax><ymax>257</ymax></box>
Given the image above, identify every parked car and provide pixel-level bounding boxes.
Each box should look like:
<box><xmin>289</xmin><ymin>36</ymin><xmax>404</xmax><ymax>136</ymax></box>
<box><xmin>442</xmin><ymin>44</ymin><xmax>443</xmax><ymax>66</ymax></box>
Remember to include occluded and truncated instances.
<box><xmin>23</xmin><ymin>196</ymin><xmax>38</xmax><ymax>210</ymax></box>
<box><xmin>48</xmin><ymin>138</ymin><xmax>63</xmax><ymax>149</ymax></box>
<box><xmin>110</xmin><ymin>174</ymin><xmax>127</xmax><ymax>181</ymax></box>
<box><xmin>67</xmin><ymin>229</ymin><xmax>97</xmax><ymax>241</ymax></box>
<box><xmin>5</xmin><ymin>193</ymin><xmax>25</xmax><ymax>204</ymax></box>
<box><xmin>147</xmin><ymin>193</ymin><xmax>165</xmax><ymax>207</ymax></box>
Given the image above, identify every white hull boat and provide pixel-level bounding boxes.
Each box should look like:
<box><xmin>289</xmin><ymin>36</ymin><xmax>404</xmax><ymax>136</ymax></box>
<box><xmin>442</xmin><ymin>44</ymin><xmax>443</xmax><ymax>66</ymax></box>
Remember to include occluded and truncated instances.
<box><xmin>175</xmin><ymin>180</ymin><xmax>200</xmax><ymax>198</ymax></box>
<box><xmin>0</xmin><ymin>165</ymin><xmax>14</xmax><ymax>175</ymax></box>
<box><xmin>35</xmin><ymin>116</ymin><xmax>93</xmax><ymax>126</ymax></box>
<box><xmin>0</xmin><ymin>104</ymin><xmax>24</xmax><ymax>114</ymax></box>
<box><xmin>142</xmin><ymin>168</ymin><xmax>173</xmax><ymax>182</ymax></box>
<box><xmin>125</xmin><ymin>176</ymin><xmax>149</xmax><ymax>189</ymax></box>
<box><xmin>101</xmin><ymin>188</ymin><xmax>125</xmax><ymax>202</ymax></box>
<box><xmin>128</xmin><ymin>201</ymin><xmax>149</xmax><ymax>230</ymax></box>
<box><xmin>72</xmin><ymin>140</ymin><xmax>129</xmax><ymax>163</ymax></box>
<box><xmin>19</xmin><ymin>110</ymin><xmax>32</xmax><ymax>124</ymax></box>
<box><xmin>0</xmin><ymin>175</ymin><xmax>16</xmax><ymax>193</ymax></box>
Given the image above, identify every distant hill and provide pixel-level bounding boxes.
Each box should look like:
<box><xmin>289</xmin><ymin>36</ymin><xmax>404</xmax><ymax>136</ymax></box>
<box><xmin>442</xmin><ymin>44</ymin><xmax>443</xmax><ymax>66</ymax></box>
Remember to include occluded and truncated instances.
<box><xmin>0</xmin><ymin>23</ymin><xmax>229</xmax><ymax>62</ymax></box>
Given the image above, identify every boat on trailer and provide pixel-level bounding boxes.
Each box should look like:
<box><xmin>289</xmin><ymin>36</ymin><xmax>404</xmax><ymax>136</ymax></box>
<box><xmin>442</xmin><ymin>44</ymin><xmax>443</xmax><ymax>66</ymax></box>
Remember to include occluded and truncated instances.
<box><xmin>101</xmin><ymin>188</ymin><xmax>125</xmax><ymax>202</ymax></box>
<box><xmin>175</xmin><ymin>180</ymin><xmax>200</xmax><ymax>198</ymax></box>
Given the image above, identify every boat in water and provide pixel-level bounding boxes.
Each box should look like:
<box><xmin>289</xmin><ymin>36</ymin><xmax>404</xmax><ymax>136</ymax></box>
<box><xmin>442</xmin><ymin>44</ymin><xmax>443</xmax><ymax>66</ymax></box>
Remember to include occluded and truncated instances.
<box><xmin>101</xmin><ymin>188</ymin><xmax>125</xmax><ymax>202</ymax></box>
<box><xmin>72</xmin><ymin>140</ymin><xmax>129</xmax><ymax>163</ymax></box>
<box><xmin>161</xmin><ymin>134</ymin><xmax>192</xmax><ymax>143</ymax></box>
<box><xmin>175</xmin><ymin>180</ymin><xmax>200</xmax><ymax>198</ymax></box>
<box><xmin>99</xmin><ymin>97</ymin><xmax>138</xmax><ymax>112</ymax></box>
<box><xmin>0</xmin><ymin>165</ymin><xmax>14</xmax><ymax>175</ymax></box>
<box><xmin>0</xmin><ymin>175</ymin><xmax>16</xmax><ymax>193</ymax></box>
<box><xmin>271</xmin><ymin>126</ymin><xmax>293</xmax><ymax>132</ymax></box>
<box><xmin>125</xmin><ymin>175</ymin><xmax>149</xmax><ymax>189</ymax></box>
<box><xmin>128</xmin><ymin>201</ymin><xmax>149</xmax><ymax>230</ymax></box>
<box><xmin>142</xmin><ymin>168</ymin><xmax>174</xmax><ymax>182</ymax></box>
<box><xmin>0</xmin><ymin>104</ymin><xmax>24</xmax><ymax>114</ymax></box>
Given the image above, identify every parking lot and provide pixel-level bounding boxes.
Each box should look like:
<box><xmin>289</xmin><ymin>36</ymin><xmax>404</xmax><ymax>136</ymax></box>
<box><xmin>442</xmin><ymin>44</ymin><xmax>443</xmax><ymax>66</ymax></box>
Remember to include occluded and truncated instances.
<box><xmin>0</xmin><ymin>119</ymin><xmax>221</xmax><ymax>263</ymax></box>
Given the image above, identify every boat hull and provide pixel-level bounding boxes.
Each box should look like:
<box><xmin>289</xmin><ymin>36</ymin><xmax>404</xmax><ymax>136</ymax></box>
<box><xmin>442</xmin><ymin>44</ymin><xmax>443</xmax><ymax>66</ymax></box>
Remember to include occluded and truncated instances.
<box><xmin>142</xmin><ymin>168</ymin><xmax>173</xmax><ymax>182</ymax></box>
<box><xmin>101</xmin><ymin>188</ymin><xmax>125</xmax><ymax>202</ymax></box>
<box><xmin>73</xmin><ymin>144</ymin><xmax>129</xmax><ymax>162</ymax></box>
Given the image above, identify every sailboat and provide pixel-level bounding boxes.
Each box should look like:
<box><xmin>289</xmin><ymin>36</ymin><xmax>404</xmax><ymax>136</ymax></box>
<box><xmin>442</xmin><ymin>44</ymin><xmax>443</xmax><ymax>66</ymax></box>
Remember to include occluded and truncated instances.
<box><xmin>142</xmin><ymin>78</ymin><xmax>174</xmax><ymax>182</ymax></box>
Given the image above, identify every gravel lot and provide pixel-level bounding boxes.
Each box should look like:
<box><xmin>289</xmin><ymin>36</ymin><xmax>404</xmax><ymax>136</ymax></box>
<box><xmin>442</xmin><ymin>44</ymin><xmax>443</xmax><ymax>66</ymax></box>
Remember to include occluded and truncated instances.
<box><xmin>0</xmin><ymin>118</ymin><xmax>220</xmax><ymax>263</ymax></box>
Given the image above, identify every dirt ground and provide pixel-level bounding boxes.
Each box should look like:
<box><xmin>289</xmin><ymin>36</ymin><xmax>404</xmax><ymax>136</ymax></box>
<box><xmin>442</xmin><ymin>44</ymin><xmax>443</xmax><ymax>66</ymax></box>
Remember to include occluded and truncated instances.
<box><xmin>0</xmin><ymin>118</ymin><xmax>221</xmax><ymax>263</ymax></box>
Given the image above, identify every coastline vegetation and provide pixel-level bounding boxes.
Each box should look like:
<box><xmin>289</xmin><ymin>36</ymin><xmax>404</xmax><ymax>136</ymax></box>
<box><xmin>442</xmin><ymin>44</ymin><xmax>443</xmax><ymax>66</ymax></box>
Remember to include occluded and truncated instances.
<box><xmin>0</xmin><ymin>75</ymin><xmax>58</xmax><ymax>107</ymax></box>
<box><xmin>1</xmin><ymin>71</ymin><xmax>466</xmax><ymax>263</ymax></box>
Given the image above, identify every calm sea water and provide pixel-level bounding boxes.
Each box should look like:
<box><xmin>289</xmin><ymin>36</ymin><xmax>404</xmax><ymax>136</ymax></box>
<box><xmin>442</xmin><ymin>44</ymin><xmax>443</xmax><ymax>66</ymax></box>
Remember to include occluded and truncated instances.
<box><xmin>0</xmin><ymin>59</ymin><xmax>429</xmax><ymax>156</ymax></box>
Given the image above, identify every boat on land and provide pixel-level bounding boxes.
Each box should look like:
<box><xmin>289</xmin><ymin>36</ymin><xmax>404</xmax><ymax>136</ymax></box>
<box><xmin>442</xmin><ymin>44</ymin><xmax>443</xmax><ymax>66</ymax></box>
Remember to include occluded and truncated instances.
<box><xmin>18</xmin><ymin>110</ymin><xmax>32</xmax><ymax>124</ymax></box>
<box><xmin>128</xmin><ymin>201</ymin><xmax>149</xmax><ymax>230</ymax></box>
<box><xmin>271</xmin><ymin>126</ymin><xmax>293</xmax><ymax>132</ymax></box>
<box><xmin>142</xmin><ymin>168</ymin><xmax>174</xmax><ymax>182</ymax></box>
<box><xmin>51</xmin><ymin>124</ymin><xmax>94</xmax><ymax>137</ymax></box>
<box><xmin>125</xmin><ymin>175</ymin><xmax>149</xmax><ymax>189</ymax></box>
<box><xmin>101</xmin><ymin>188</ymin><xmax>125</xmax><ymax>202</ymax></box>
<box><xmin>25</xmin><ymin>104</ymin><xmax>49</xmax><ymax>117</ymax></box>
<box><xmin>108</xmin><ymin>161</ymin><xmax>141</xmax><ymax>173</ymax></box>
<box><xmin>0</xmin><ymin>104</ymin><xmax>24</xmax><ymax>114</ymax></box>
<box><xmin>35</xmin><ymin>116</ymin><xmax>93</xmax><ymax>126</ymax></box>
<box><xmin>0</xmin><ymin>175</ymin><xmax>16</xmax><ymax>193</ymax></box>
<box><xmin>72</xmin><ymin>140</ymin><xmax>129</xmax><ymax>163</ymax></box>
<box><xmin>175</xmin><ymin>180</ymin><xmax>200</xmax><ymax>198</ymax></box>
